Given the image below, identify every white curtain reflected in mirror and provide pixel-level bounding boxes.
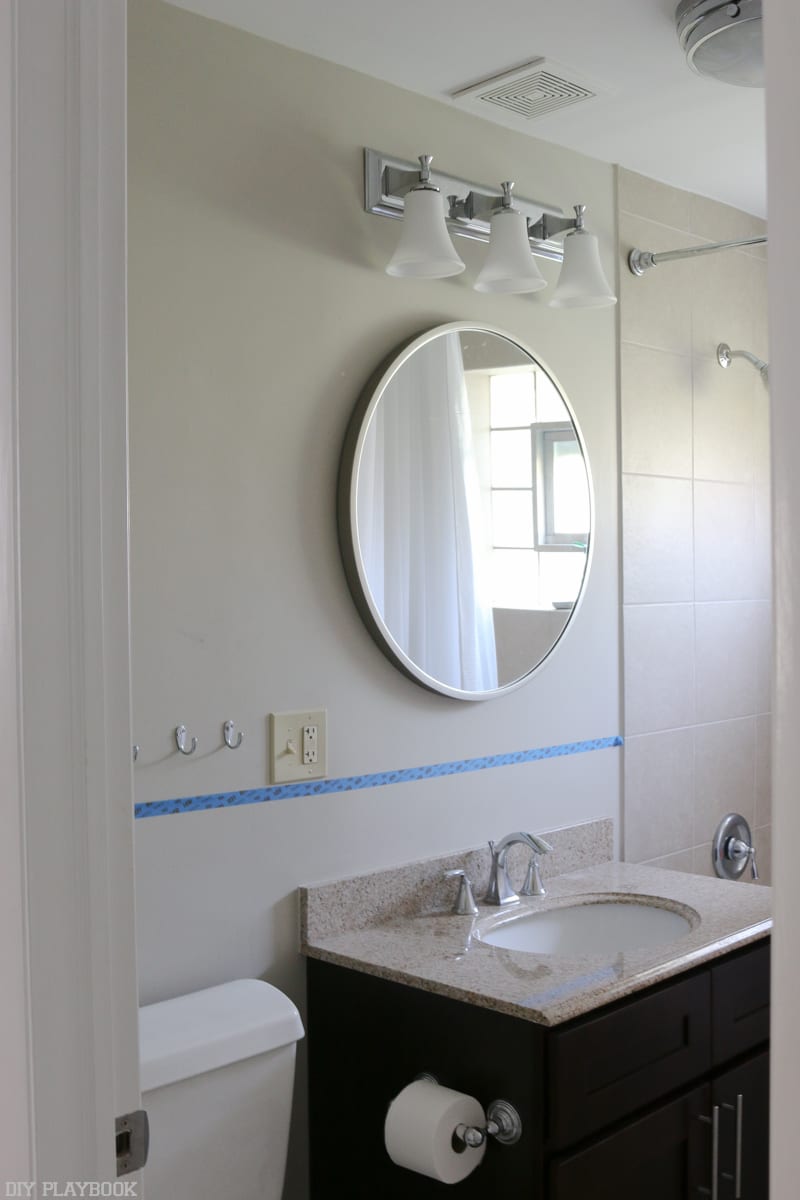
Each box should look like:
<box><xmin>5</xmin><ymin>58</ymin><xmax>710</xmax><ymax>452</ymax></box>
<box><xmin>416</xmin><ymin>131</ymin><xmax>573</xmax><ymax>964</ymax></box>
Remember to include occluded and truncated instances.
<box><xmin>339</xmin><ymin>323</ymin><xmax>592</xmax><ymax>699</ymax></box>
<box><xmin>357</xmin><ymin>333</ymin><xmax>498</xmax><ymax>691</ymax></box>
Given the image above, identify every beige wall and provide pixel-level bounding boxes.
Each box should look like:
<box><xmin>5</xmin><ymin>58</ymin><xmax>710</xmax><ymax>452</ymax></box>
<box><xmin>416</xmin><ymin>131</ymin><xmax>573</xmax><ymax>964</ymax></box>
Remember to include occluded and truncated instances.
<box><xmin>129</xmin><ymin>3</ymin><xmax>620</xmax><ymax>1193</ymax></box>
<box><xmin>618</xmin><ymin>168</ymin><xmax>771</xmax><ymax>883</ymax></box>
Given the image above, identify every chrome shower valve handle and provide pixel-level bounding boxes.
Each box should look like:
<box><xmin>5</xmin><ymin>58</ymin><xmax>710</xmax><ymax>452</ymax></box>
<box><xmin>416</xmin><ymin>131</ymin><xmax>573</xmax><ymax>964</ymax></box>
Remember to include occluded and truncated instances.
<box><xmin>712</xmin><ymin>813</ymin><xmax>759</xmax><ymax>881</ymax></box>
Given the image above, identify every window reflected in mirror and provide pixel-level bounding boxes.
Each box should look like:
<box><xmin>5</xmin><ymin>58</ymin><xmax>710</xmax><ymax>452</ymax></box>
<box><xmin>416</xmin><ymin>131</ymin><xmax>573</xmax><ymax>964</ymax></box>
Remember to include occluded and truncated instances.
<box><xmin>473</xmin><ymin>362</ymin><xmax>589</xmax><ymax>612</ymax></box>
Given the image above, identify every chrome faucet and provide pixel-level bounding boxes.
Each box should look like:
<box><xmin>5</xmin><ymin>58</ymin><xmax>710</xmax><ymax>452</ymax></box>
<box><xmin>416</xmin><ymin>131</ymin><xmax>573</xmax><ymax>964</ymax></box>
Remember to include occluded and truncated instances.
<box><xmin>483</xmin><ymin>831</ymin><xmax>554</xmax><ymax>905</ymax></box>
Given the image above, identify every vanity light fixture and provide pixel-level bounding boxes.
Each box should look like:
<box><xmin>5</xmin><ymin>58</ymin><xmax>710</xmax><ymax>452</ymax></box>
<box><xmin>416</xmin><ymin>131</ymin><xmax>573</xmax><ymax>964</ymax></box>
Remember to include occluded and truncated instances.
<box><xmin>473</xmin><ymin>182</ymin><xmax>547</xmax><ymax>294</ymax></box>
<box><xmin>384</xmin><ymin>154</ymin><xmax>465</xmax><ymax>278</ymax></box>
<box><xmin>549</xmin><ymin>206</ymin><xmax>617</xmax><ymax>308</ymax></box>
<box><xmin>366</xmin><ymin>149</ymin><xmax>616</xmax><ymax>308</ymax></box>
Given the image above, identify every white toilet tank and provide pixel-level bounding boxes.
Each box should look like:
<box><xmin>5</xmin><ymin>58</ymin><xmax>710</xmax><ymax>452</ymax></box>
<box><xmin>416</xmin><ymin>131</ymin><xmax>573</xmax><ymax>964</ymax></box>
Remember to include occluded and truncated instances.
<box><xmin>139</xmin><ymin>979</ymin><xmax>304</xmax><ymax>1200</ymax></box>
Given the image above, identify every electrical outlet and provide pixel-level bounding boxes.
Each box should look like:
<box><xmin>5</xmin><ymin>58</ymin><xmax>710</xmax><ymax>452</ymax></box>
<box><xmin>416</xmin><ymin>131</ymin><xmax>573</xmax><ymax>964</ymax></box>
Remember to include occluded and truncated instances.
<box><xmin>303</xmin><ymin>724</ymin><xmax>318</xmax><ymax>764</ymax></box>
<box><xmin>270</xmin><ymin>709</ymin><xmax>327</xmax><ymax>783</ymax></box>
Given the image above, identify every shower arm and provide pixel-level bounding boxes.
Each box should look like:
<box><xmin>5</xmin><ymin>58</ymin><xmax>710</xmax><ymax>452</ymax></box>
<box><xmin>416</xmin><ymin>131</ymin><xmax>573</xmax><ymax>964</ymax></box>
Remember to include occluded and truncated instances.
<box><xmin>628</xmin><ymin>235</ymin><xmax>767</xmax><ymax>276</ymax></box>
<box><xmin>717</xmin><ymin>342</ymin><xmax>769</xmax><ymax>381</ymax></box>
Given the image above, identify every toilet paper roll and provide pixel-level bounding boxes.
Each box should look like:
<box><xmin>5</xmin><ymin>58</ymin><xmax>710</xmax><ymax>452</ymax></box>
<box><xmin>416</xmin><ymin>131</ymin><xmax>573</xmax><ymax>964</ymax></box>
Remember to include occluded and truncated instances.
<box><xmin>384</xmin><ymin>1078</ymin><xmax>487</xmax><ymax>1184</ymax></box>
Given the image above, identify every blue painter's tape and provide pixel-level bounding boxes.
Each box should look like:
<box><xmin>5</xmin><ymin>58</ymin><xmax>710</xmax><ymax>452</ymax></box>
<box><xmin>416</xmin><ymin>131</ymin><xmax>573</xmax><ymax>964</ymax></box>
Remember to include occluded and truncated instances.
<box><xmin>134</xmin><ymin>734</ymin><xmax>623</xmax><ymax>820</ymax></box>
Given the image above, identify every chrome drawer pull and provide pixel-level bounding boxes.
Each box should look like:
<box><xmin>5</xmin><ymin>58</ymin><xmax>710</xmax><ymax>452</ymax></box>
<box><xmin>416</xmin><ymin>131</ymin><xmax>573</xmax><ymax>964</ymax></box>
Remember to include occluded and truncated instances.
<box><xmin>722</xmin><ymin>1095</ymin><xmax>744</xmax><ymax>1198</ymax></box>
<box><xmin>697</xmin><ymin>1106</ymin><xmax>720</xmax><ymax>1199</ymax></box>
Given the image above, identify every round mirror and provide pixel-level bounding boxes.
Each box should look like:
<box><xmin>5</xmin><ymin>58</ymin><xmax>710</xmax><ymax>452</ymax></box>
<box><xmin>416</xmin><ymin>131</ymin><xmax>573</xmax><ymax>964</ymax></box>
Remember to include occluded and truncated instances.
<box><xmin>338</xmin><ymin>323</ymin><xmax>593</xmax><ymax>699</ymax></box>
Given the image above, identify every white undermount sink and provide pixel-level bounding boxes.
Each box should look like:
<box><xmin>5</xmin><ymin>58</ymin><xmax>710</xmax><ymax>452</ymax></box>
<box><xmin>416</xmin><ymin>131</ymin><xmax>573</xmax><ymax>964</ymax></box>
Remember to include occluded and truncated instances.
<box><xmin>479</xmin><ymin>897</ymin><xmax>694</xmax><ymax>957</ymax></box>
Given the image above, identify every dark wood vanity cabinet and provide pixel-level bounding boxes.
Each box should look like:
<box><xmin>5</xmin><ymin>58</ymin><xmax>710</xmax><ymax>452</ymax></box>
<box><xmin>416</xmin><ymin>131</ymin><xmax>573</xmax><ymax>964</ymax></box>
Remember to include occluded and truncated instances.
<box><xmin>307</xmin><ymin>939</ymin><xmax>770</xmax><ymax>1199</ymax></box>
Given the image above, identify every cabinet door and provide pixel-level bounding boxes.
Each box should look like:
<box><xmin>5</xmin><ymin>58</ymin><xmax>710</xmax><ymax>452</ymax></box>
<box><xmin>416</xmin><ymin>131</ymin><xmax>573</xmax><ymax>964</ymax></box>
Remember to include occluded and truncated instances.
<box><xmin>550</xmin><ymin>1084</ymin><xmax>711</xmax><ymax>1200</ymax></box>
<box><xmin>713</xmin><ymin>1051</ymin><xmax>769</xmax><ymax>1199</ymax></box>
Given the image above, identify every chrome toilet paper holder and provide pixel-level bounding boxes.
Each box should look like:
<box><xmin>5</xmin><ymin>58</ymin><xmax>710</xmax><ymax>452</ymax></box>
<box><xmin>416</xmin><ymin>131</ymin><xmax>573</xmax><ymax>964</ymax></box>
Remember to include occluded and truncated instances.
<box><xmin>417</xmin><ymin>1075</ymin><xmax>522</xmax><ymax>1149</ymax></box>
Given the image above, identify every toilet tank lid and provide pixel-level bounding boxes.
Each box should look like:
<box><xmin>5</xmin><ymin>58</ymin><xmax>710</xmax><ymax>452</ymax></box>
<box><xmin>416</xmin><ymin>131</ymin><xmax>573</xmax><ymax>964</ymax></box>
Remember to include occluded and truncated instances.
<box><xmin>139</xmin><ymin>979</ymin><xmax>304</xmax><ymax>1092</ymax></box>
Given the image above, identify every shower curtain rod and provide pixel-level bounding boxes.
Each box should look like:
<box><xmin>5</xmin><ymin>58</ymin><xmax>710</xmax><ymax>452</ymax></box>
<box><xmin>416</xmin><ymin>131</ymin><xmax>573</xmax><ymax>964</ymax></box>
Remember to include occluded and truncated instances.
<box><xmin>628</xmin><ymin>234</ymin><xmax>767</xmax><ymax>276</ymax></box>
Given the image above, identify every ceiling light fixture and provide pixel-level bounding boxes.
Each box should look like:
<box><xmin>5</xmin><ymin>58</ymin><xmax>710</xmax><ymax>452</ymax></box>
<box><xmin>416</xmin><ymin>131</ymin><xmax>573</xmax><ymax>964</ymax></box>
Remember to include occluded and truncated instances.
<box><xmin>676</xmin><ymin>0</ymin><xmax>764</xmax><ymax>88</ymax></box>
<box><xmin>366</xmin><ymin>150</ymin><xmax>616</xmax><ymax>309</ymax></box>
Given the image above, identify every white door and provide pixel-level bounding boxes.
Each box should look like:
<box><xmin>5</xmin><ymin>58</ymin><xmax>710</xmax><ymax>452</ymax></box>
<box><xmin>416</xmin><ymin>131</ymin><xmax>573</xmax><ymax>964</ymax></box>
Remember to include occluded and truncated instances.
<box><xmin>765</xmin><ymin>0</ymin><xmax>800</xmax><ymax>1195</ymax></box>
<box><xmin>0</xmin><ymin>0</ymin><xmax>141</xmax><ymax>1188</ymax></box>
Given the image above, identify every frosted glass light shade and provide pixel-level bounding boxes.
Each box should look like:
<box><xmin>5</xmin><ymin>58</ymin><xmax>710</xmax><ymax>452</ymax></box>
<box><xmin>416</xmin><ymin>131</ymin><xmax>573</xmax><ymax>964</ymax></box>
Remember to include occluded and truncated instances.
<box><xmin>690</xmin><ymin>19</ymin><xmax>763</xmax><ymax>86</ymax></box>
<box><xmin>549</xmin><ymin>229</ymin><xmax>617</xmax><ymax>308</ymax></box>
<box><xmin>474</xmin><ymin>209</ymin><xmax>547</xmax><ymax>294</ymax></box>
<box><xmin>385</xmin><ymin>187</ymin><xmax>465</xmax><ymax>278</ymax></box>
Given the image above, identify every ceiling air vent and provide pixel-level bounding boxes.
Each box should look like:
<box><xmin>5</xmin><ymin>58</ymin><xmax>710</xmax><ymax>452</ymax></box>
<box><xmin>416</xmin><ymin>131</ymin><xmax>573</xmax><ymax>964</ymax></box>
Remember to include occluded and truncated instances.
<box><xmin>451</xmin><ymin>58</ymin><xmax>605</xmax><ymax>122</ymax></box>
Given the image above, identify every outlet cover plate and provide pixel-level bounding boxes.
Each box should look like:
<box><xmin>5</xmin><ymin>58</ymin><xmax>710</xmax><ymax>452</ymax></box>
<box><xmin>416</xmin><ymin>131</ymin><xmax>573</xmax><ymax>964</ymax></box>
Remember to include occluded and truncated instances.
<box><xmin>270</xmin><ymin>709</ymin><xmax>327</xmax><ymax>783</ymax></box>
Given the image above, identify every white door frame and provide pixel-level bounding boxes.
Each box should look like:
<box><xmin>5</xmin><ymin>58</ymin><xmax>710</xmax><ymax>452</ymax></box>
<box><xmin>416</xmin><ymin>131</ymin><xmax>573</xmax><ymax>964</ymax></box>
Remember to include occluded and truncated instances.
<box><xmin>765</xmin><ymin>1</ymin><xmax>800</xmax><ymax>1195</ymax></box>
<box><xmin>0</xmin><ymin>0</ymin><xmax>139</xmax><ymax>1185</ymax></box>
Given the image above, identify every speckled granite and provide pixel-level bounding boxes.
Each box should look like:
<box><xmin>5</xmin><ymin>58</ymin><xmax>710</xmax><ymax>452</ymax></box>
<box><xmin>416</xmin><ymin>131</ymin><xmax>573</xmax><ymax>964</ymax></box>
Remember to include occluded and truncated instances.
<box><xmin>300</xmin><ymin>817</ymin><xmax>613</xmax><ymax>942</ymax></box>
<box><xmin>301</xmin><ymin>857</ymin><xmax>771</xmax><ymax>1027</ymax></box>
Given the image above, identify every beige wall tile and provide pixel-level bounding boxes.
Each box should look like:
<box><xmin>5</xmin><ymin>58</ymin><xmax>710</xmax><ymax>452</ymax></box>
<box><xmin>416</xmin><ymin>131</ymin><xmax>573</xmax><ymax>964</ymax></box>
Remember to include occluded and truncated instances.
<box><xmin>620</xmin><ymin>172</ymin><xmax>771</xmax><ymax>894</ymax></box>
<box><xmin>688</xmin><ymin>193</ymin><xmax>767</xmax><ymax>249</ymax></box>
<box><xmin>693</xmin><ymin>353</ymin><xmax>755</xmax><ymax>484</ymax></box>
<box><xmin>694</xmin><ymin>717</ymin><xmax>756</xmax><ymax>844</ymax></box>
<box><xmin>620</xmin><ymin>213</ymin><xmax>698</xmax><ymax>353</ymax></box>
<box><xmin>695</xmin><ymin>601</ymin><xmax>762</xmax><ymax>722</ymax></box>
<box><xmin>641</xmin><ymin>849</ymin><xmax>695</xmax><ymax>873</ymax></box>
<box><xmin>753</xmin><ymin>600</ymin><xmax>773</xmax><ymax>713</ymax></box>
<box><xmin>750</xmin><ymin>257</ymin><xmax>770</xmax><ymax>361</ymax></box>
<box><xmin>752</xmin><ymin>486</ymin><xmax>772</xmax><ymax>602</ymax></box>
<box><xmin>624</xmin><ymin>729</ymin><xmax>694</xmax><ymax>861</ymax></box>
<box><xmin>621</xmin><ymin>344</ymin><xmax>693</xmax><ymax>478</ymax></box>
<box><xmin>752</xmin><ymin>394</ymin><xmax>772</xmax><ymax>487</ymax></box>
<box><xmin>624</xmin><ymin>603</ymin><xmax>695</xmax><ymax>734</ymax></box>
<box><xmin>623</xmin><ymin>475</ymin><xmax>694</xmax><ymax>604</ymax></box>
<box><xmin>691</xmin><ymin>249</ymin><xmax>758</xmax><ymax>359</ymax></box>
<box><xmin>694</xmin><ymin>481</ymin><xmax>756</xmax><ymax>602</ymax></box>
<box><xmin>691</xmin><ymin>842</ymin><xmax>716</xmax><ymax>878</ymax></box>
<box><xmin>756</xmin><ymin>714</ymin><xmax>772</xmax><ymax>827</ymax></box>
<box><xmin>619</xmin><ymin>167</ymin><xmax>692</xmax><ymax>230</ymax></box>
<box><xmin>753</xmin><ymin>824</ymin><xmax>771</xmax><ymax>885</ymax></box>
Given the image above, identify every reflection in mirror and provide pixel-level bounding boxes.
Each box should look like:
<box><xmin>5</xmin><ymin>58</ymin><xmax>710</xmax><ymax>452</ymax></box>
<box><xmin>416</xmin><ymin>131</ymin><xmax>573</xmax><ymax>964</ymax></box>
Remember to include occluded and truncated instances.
<box><xmin>339</xmin><ymin>324</ymin><xmax>592</xmax><ymax>699</ymax></box>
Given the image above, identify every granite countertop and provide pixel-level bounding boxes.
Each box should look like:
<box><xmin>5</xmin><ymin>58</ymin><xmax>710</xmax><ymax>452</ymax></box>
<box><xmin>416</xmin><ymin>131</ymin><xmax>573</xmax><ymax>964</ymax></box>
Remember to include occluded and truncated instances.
<box><xmin>301</xmin><ymin>855</ymin><xmax>772</xmax><ymax>1026</ymax></box>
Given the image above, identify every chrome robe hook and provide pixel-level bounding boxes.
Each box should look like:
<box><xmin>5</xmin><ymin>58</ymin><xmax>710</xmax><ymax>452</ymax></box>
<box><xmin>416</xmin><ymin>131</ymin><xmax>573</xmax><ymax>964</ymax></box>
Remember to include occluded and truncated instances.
<box><xmin>223</xmin><ymin>720</ymin><xmax>243</xmax><ymax>749</ymax></box>
<box><xmin>175</xmin><ymin>724</ymin><xmax>198</xmax><ymax>755</ymax></box>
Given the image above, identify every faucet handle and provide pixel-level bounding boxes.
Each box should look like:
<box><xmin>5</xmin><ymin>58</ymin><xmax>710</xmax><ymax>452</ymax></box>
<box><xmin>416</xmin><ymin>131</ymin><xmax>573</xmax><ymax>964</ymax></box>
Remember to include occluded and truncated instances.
<box><xmin>519</xmin><ymin>837</ymin><xmax>553</xmax><ymax>897</ymax></box>
<box><xmin>444</xmin><ymin>869</ymin><xmax>479</xmax><ymax>916</ymax></box>
<box><xmin>519</xmin><ymin>854</ymin><xmax>546</xmax><ymax>897</ymax></box>
<box><xmin>529</xmin><ymin>834</ymin><xmax>554</xmax><ymax>855</ymax></box>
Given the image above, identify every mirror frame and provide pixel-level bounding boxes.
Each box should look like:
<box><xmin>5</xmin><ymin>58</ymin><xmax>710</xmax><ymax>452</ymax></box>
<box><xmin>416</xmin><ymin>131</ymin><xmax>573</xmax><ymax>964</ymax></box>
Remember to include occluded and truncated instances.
<box><xmin>337</xmin><ymin>321</ymin><xmax>595</xmax><ymax>700</ymax></box>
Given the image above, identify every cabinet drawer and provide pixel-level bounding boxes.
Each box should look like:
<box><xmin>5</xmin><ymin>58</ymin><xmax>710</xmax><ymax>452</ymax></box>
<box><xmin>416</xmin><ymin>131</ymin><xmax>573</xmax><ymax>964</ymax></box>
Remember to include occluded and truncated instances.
<box><xmin>547</xmin><ymin>972</ymin><xmax>711</xmax><ymax>1147</ymax></box>
<box><xmin>711</xmin><ymin>940</ymin><xmax>770</xmax><ymax>1065</ymax></box>
<box><xmin>549</xmin><ymin>1083</ymin><xmax>711</xmax><ymax>1200</ymax></box>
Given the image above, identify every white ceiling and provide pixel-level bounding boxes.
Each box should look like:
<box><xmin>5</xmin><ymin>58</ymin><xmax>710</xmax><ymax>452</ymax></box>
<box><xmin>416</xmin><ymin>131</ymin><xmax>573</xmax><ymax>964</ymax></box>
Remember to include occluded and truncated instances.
<box><xmin>166</xmin><ymin>0</ymin><xmax>767</xmax><ymax>217</ymax></box>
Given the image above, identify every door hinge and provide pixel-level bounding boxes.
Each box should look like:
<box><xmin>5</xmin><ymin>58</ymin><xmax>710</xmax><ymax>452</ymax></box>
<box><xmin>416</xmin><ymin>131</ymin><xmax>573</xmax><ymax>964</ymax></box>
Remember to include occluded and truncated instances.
<box><xmin>116</xmin><ymin>1109</ymin><xmax>149</xmax><ymax>1176</ymax></box>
